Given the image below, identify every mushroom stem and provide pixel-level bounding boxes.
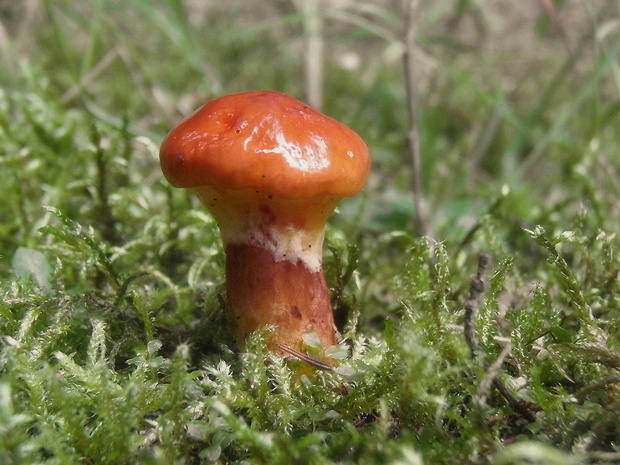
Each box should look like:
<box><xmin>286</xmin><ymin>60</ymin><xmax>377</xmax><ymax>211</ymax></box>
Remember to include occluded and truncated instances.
<box><xmin>192</xmin><ymin>185</ymin><xmax>339</xmax><ymax>353</ymax></box>
<box><xmin>225</xmin><ymin>243</ymin><xmax>336</xmax><ymax>353</ymax></box>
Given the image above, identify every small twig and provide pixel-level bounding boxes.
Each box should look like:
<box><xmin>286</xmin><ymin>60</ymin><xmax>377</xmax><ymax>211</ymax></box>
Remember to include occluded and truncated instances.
<box><xmin>463</xmin><ymin>254</ymin><xmax>537</xmax><ymax>423</ymax></box>
<box><xmin>492</xmin><ymin>376</ymin><xmax>536</xmax><ymax>423</ymax></box>
<box><xmin>276</xmin><ymin>344</ymin><xmax>334</xmax><ymax>371</ymax></box>
<box><xmin>463</xmin><ymin>253</ymin><xmax>489</xmax><ymax>354</ymax></box>
<box><xmin>474</xmin><ymin>341</ymin><xmax>512</xmax><ymax>409</ymax></box>
<box><xmin>403</xmin><ymin>0</ymin><xmax>433</xmax><ymax>238</ymax></box>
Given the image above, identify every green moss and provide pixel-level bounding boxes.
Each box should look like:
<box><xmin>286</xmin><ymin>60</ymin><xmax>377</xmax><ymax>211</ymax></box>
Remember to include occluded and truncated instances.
<box><xmin>1</xmin><ymin>2</ymin><xmax>620</xmax><ymax>463</ymax></box>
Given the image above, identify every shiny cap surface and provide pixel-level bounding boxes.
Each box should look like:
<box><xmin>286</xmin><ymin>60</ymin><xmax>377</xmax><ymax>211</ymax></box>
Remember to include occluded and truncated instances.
<box><xmin>160</xmin><ymin>91</ymin><xmax>370</xmax><ymax>199</ymax></box>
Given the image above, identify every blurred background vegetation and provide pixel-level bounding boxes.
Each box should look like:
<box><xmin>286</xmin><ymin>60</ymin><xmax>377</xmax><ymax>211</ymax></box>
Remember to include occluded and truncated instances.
<box><xmin>1</xmin><ymin>0</ymin><xmax>619</xmax><ymax>240</ymax></box>
<box><xmin>1</xmin><ymin>1</ymin><xmax>619</xmax><ymax>464</ymax></box>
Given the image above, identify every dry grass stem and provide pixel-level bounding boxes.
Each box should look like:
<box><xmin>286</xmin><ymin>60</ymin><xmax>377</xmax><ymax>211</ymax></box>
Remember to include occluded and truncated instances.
<box><xmin>403</xmin><ymin>0</ymin><xmax>433</xmax><ymax>238</ymax></box>
<box><xmin>474</xmin><ymin>340</ymin><xmax>512</xmax><ymax>409</ymax></box>
<box><xmin>62</xmin><ymin>47</ymin><xmax>119</xmax><ymax>103</ymax></box>
<box><xmin>303</xmin><ymin>0</ymin><xmax>324</xmax><ymax>110</ymax></box>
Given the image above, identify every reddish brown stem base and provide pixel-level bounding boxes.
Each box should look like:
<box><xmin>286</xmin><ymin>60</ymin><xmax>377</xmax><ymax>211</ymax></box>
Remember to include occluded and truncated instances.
<box><xmin>225</xmin><ymin>243</ymin><xmax>337</xmax><ymax>354</ymax></box>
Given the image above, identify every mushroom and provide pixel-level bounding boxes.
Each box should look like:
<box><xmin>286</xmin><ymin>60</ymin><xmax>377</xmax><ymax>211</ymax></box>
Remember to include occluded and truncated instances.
<box><xmin>159</xmin><ymin>90</ymin><xmax>370</xmax><ymax>355</ymax></box>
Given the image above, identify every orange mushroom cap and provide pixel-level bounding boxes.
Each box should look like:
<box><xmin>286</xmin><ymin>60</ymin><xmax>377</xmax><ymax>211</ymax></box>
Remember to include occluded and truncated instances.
<box><xmin>159</xmin><ymin>91</ymin><xmax>370</xmax><ymax>200</ymax></box>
